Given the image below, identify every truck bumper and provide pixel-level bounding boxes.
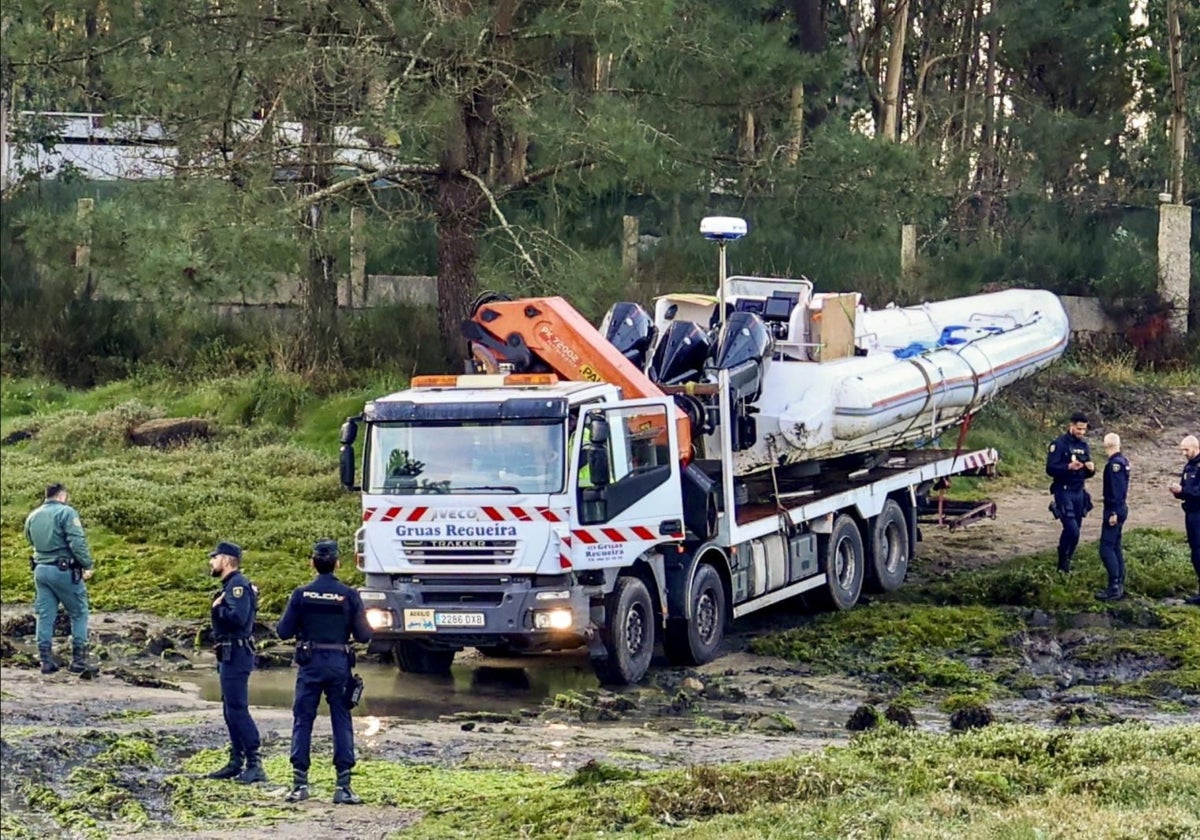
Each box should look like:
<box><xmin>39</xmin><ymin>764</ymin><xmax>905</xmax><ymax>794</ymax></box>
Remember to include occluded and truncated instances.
<box><xmin>360</xmin><ymin>578</ymin><xmax>590</xmax><ymax>652</ymax></box>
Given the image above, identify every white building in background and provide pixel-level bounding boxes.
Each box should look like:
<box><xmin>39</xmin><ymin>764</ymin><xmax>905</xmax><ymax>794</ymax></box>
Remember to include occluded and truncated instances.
<box><xmin>1</xmin><ymin>112</ymin><xmax>177</xmax><ymax>187</ymax></box>
<box><xmin>0</xmin><ymin>111</ymin><xmax>389</xmax><ymax>191</ymax></box>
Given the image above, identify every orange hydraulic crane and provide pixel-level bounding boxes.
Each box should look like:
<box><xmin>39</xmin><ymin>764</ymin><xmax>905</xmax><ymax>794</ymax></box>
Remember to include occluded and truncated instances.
<box><xmin>462</xmin><ymin>296</ymin><xmax>693</xmax><ymax>463</ymax></box>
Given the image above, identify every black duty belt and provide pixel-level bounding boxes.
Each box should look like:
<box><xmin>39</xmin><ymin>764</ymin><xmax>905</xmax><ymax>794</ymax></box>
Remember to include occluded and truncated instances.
<box><xmin>307</xmin><ymin>642</ymin><xmax>352</xmax><ymax>652</ymax></box>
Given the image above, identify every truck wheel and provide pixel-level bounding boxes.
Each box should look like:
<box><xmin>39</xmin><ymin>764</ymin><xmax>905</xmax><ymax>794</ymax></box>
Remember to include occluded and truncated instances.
<box><xmin>592</xmin><ymin>576</ymin><xmax>655</xmax><ymax>685</ymax></box>
<box><xmin>664</xmin><ymin>564</ymin><xmax>726</xmax><ymax>666</ymax></box>
<box><xmin>866</xmin><ymin>499</ymin><xmax>909</xmax><ymax>593</ymax></box>
<box><xmin>394</xmin><ymin>640</ymin><xmax>455</xmax><ymax>675</ymax></box>
<box><xmin>817</xmin><ymin>514</ymin><xmax>864</xmax><ymax>610</ymax></box>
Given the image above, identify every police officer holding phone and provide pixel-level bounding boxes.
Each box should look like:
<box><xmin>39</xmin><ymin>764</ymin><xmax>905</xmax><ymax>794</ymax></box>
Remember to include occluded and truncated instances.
<box><xmin>276</xmin><ymin>539</ymin><xmax>373</xmax><ymax>804</ymax></box>
<box><xmin>1046</xmin><ymin>412</ymin><xmax>1096</xmax><ymax>573</ymax></box>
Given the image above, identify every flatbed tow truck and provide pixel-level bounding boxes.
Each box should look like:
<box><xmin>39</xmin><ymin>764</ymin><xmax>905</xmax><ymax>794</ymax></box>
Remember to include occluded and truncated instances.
<box><xmin>338</xmin><ymin>219</ymin><xmax>1022</xmax><ymax>684</ymax></box>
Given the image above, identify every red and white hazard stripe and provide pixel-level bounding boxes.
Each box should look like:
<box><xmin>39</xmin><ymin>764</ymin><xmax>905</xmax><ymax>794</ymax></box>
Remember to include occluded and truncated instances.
<box><xmin>571</xmin><ymin>526</ymin><xmax>683</xmax><ymax>544</ymax></box>
<box><xmin>362</xmin><ymin>506</ymin><xmax>567</xmax><ymax>523</ymax></box>
<box><xmin>559</xmin><ymin>533</ymin><xmax>572</xmax><ymax>570</ymax></box>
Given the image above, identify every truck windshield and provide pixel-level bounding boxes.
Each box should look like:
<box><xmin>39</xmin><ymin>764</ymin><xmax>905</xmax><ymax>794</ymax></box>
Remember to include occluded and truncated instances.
<box><xmin>365</xmin><ymin>419</ymin><xmax>566</xmax><ymax>495</ymax></box>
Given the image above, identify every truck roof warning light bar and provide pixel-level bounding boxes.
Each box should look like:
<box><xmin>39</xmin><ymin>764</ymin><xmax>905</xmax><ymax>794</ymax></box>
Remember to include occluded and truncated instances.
<box><xmin>411</xmin><ymin>373</ymin><xmax>561</xmax><ymax>388</ymax></box>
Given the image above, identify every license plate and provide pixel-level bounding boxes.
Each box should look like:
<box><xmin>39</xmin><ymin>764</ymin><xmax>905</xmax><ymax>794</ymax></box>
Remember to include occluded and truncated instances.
<box><xmin>435</xmin><ymin>612</ymin><xmax>485</xmax><ymax>627</ymax></box>
<box><xmin>403</xmin><ymin>609</ymin><xmax>436</xmax><ymax>632</ymax></box>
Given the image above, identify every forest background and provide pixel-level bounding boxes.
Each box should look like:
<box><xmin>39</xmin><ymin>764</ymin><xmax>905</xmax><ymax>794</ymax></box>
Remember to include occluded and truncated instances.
<box><xmin>0</xmin><ymin>0</ymin><xmax>1196</xmax><ymax>386</ymax></box>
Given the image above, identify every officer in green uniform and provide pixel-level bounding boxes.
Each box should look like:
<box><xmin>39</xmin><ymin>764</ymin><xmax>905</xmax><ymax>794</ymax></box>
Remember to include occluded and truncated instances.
<box><xmin>24</xmin><ymin>483</ymin><xmax>97</xmax><ymax>675</ymax></box>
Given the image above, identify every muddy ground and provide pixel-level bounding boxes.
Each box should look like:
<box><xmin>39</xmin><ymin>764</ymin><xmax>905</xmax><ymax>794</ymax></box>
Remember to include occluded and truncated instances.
<box><xmin>2</xmin><ymin>386</ymin><xmax>1196</xmax><ymax>838</ymax></box>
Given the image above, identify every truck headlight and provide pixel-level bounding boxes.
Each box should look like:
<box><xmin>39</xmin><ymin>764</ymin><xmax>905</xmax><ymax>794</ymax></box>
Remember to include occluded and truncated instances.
<box><xmin>533</xmin><ymin>609</ymin><xmax>573</xmax><ymax>630</ymax></box>
<box><xmin>535</xmin><ymin>590</ymin><xmax>571</xmax><ymax>601</ymax></box>
<box><xmin>360</xmin><ymin>591</ymin><xmax>387</xmax><ymax>601</ymax></box>
<box><xmin>366</xmin><ymin>608</ymin><xmax>394</xmax><ymax>629</ymax></box>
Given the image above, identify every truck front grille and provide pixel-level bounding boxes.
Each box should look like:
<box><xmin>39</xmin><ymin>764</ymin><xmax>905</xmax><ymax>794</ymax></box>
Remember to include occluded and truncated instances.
<box><xmin>401</xmin><ymin>539</ymin><xmax>518</xmax><ymax>565</ymax></box>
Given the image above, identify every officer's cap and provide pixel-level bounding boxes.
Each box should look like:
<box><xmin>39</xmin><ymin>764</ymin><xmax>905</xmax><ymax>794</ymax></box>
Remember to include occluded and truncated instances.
<box><xmin>208</xmin><ymin>540</ymin><xmax>243</xmax><ymax>560</ymax></box>
<box><xmin>312</xmin><ymin>539</ymin><xmax>339</xmax><ymax>561</ymax></box>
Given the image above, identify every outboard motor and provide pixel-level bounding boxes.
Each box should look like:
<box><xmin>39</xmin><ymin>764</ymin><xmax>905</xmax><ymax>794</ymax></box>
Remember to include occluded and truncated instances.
<box><xmin>648</xmin><ymin>320</ymin><xmax>712</xmax><ymax>386</ymax></box>
<box><xmin>600</xmin><ymin>302</ymin><xmax>657</xmax><ymax>371</ymax></box>
<box><xmin>705</xmin><ymin>311</ymin><xmax>773</xmax><ymax>451</ymax></box>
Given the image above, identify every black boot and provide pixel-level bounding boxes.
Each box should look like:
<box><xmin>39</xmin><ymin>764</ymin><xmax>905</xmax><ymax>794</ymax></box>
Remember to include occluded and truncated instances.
<box><xmin>284</xmin><ymin>770</ymin><xmax>309</xmax><ymax>803</ymax></box>
<box><xmin>1057</xmin><ymin>556</ymin><xmax>1071</xmax><ymax>574</ymax></box>
<box><xmin>205</xmin><ymin>748</ymin><xmax>244</xmax><ymax>780</ymax></box>
<box><xmin>1094</xmin><ymin>585</ymin><xmax>1124</xmax><ymax>602</ymax></box>
<box><xmin>67</xmin><ymin>643</ymin><xmax>98</xmax><ymax>676</ymax></box>
<box><xmin>38</xmin><ymin>643</ymin><xmax>59</xmax><ymax>675</ymax></box>
<box><xmin>236</xmin><ymin>750</ymin><xmax>268</xmax><ymax>784</ymax></box>
<box><xmin>332</xmin><ymin>770</ymin><xmax>362</xmax><ymax>805</ymax></box>
<box><xmin>1184</xmin><ymin>591</ymin><xmax>1200</xmax><ymax>606</ymax></box>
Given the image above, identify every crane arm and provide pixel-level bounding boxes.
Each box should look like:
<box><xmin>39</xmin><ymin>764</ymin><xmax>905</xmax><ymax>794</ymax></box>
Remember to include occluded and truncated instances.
<box><xmin>463</xmin><ymin>296</ymin><xmax>693</xmax><ymax>462</ymax></box>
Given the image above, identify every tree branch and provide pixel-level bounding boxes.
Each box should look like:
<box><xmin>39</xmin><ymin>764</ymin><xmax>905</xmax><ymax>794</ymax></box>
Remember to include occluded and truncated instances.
<box><xmin>460</xmin><ymin>169</ymin><xmax>539</xmax><ymax>278</ymax></box>
<box><xmin>295</xmin><ymin>163</ymin><xmax>440</xmax><ymax>207</ymax></box>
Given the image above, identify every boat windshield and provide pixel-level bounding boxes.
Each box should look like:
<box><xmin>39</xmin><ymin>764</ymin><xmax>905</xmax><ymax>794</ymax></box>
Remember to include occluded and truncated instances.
<box><xmin>365</xmin><ymin>419</ymin><xmax>566</xmax><ymax>495</ymax></box>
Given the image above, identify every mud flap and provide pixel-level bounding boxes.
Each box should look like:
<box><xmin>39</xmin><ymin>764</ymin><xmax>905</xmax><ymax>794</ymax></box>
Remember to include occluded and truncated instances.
<box><xmin>585</xmin><ymin>624</ymin><xmax>609</xmax><ymax>661</ymax></box>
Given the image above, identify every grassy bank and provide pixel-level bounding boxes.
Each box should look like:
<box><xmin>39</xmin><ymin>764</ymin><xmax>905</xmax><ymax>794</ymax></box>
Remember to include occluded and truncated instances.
<box><xmin>4</xmin><ymin>724</ymin><xmax>1197</xmax><ymax>839</ymax></box>
<box><xmin>0</xmin><ymin>371</ymin><xmax>404</xmax><ymax>616</ymax></box>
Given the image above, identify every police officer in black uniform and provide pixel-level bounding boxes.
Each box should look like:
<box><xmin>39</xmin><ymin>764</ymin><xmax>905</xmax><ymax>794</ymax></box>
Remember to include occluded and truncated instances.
<box><xmin>1096</xmin><ymin>433</ymin><xmax>1130</xmax><ymax>601</ymax></box>
<box><xmin>205</xmin><ymin>541</ymin><xmax>266</xmax><ymax>784</ymax></box>
<box><xmin>1170</xmin><ymin>434</ymin><xmax>1200</xmax><ymax>605</ymax></box>
<box><xmin>276</xmin><ymin>539</ymin><xmax>373</xmax><ymax>804</ymax></box>
<box><xmin>1045</xmin><ymin>412</ymin><xmax>1096</xmax><ymax>573</ymax></box>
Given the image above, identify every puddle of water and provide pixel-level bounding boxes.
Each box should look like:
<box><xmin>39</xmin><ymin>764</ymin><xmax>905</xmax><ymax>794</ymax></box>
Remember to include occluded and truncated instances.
<box><xmin>193</xmin><ymin>651</ymin><xmax>602</xmax><ymax>720</ymax></box>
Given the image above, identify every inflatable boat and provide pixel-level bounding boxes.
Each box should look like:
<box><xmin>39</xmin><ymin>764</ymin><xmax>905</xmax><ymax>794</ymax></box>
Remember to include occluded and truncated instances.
<box><xmin>604</xmin><ymin>276</ymin><xmax>1069</xmax><ymax>476</ymax></box>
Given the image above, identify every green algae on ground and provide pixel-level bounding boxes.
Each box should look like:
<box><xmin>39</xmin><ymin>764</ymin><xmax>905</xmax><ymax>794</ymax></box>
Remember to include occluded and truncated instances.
<box><xmin>750</xmin><ymin>603</ymin><xmax>1017</xmax><ymax>693</ymax></box>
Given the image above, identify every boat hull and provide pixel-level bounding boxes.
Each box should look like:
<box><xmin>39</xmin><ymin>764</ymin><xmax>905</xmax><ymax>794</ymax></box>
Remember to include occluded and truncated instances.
<box><xmin>726</xmin><ymin>289</ymin><xmax>1069</xmax><ymax>474</ymax></box>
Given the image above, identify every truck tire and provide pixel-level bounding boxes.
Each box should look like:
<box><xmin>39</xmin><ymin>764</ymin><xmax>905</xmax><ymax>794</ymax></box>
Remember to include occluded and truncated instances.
<box><xmin>866</xmin><ymin>498</ymin><xmax>909</xmax><ymax>593</ymax></box>
<box><xmin>664</xmin><ymin>564</ymin><xmax>726</xmax><ymax>666</ymax></box>
<box><xmin>592</xmin><ymin>576</ymin><xmax>655</xmax><ymax>686</ymax></box>
<box><xmin>817</xmin><ymin>514</ymin><xmax>865</xmax><ymax>611</ymax></box>
<box><xmin>394</xmin><ymin>640</ymin><xmax>455</xmax><ymax>675</ymax></box>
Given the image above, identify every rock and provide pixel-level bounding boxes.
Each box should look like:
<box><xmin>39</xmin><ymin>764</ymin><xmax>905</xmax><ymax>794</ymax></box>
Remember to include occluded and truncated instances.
<box><xmin>680</xmin><ymin>677</ymin><xmax>705</xmax><ymax>694</ymax></box>
<box><xmin>1</xmin><ymin>615</ymin><xmax>36</xmax><ymax>637</ymax></box>
<box><xmin>846</xmin><ymin>705</ymin><xmax>881</xmax><ymax>731</ymax></box>
<box><xmin>1027</xmin><ymin>609</ymin><xmax>1054</xmax><ymax>629</ymax></box>
<box><xmin>949</xmin><ymin>704</ymin><xmax>995</xmax><ymax>731</ymax></box>
<box><xmin>460</xmin><ymin>722</ymin><xmax>476</xmax><ymax>732</ymax></box>
<box><xmin>1022</xmin><ymin>687</ymin><xmax>1052</xmax><ymax>701</ymax></box>
<box><xmin>109</xmin><ymin>668</ymin><xmax>182</xmax><ymax>691</ymax></box>
<box><xmin>0</xmin><ymin>428</ymin><xmax>36</xmax><ymax>446</ymax></box>
<box><xmin>1068</xmin><ymin>612</ymin><xmax>1112</xmax><ymax>630</ymax></box>
<box><xmin>884</xmin><ymin>703</ymin><xmax>917</xmax><ymax>729</ymax></box>
<box><xmin>128</xmin><ymin>418</ymin><xmax>212</xmax><ymax>448</ymax></box>
<box><xmin>749</xmin><ymin>713</ymin><xmax>797</xmax><ymax>733</ymax></box>
<box><xmin>145</xmin><ymin>634</ymin><xmax>175</xmax><ymax>656</ymax></box>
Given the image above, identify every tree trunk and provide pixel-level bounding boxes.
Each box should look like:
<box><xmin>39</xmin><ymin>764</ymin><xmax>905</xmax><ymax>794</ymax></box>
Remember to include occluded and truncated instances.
<box><xmin>296</xmin><ymin>119</ymin><xmax>340</xmax><ymax>372</ymax></box>
<box><xmin>1166</xmin><ymin>0</ymin><xmax>1186</xmax><ymax>204</ymax></box>
<box><xmin>435</xmin><ymin>174</ymin><xmax>482</xmax><ymax>372</ymax></box>
<box><xmin>880</xmin><ymin>0</ymin><xmax>910</xmax><ymax>142</ymax></box>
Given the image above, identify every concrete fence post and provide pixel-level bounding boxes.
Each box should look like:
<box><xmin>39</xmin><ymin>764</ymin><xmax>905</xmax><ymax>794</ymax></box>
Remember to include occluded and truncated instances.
<box><xmin>900</xmin><ymin>224</ymin><xmax>917</xmax><ymax>280</ymax></box>
<box><xmin>622</xmin><ymin>214</ymin><xmax>638</xmax><ymax>279</ymax></box>
<box><xmin>1157</xmin><ymin>202</ymin><xmax>1193</xmax><ymax>335</ymax></box>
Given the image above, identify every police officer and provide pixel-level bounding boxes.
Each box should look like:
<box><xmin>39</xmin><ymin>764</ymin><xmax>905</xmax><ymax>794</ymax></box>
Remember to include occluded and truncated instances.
<box><xmin>1096</xmin><ymin>433</ymin><xmax>1130</xmax><ymax>601</ymax></box>
<box><xmin>1045</xmin><ymin>412</ymin><xmax>1096</xmax><ymax>573</ymax></box>
<box><xmin>1169</xmin><ymin>434</ymin><xmax>1200</xmax><ymax>605</ymax></box>
<box><xmin>24</xmin><ymin>483</ymin><xmax>97</xmax><ymax>676</ymax></box>
<box><xmin>276</xmin><ymin>539</ymin><xmax>373</xmax><ymax>805</ymax></box>
<box><xmin>205</xmin><ymin>541</ymin><xmax>266</xmax><ymax>784</ymax></box>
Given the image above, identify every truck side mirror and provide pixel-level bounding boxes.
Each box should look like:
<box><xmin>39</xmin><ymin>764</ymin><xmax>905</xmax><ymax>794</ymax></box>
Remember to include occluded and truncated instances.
<box><xmin>339</xmin><ymin>417</ymin><xmax>360</xmax><ymax>446</ymax></box>
<box><xmin>586</xmin><ymin>447</ymin><xmax>610</xmax><ymax>486</ymax></box>
<box><xmin>339</xmin><ymin>444</ymin><xmax>358</xmax><ymax>490</ymax></box>
<box><xmin>587</xmin><ymin>416</ymin><xmax>609</xmax><ymax>445</ymax></box>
